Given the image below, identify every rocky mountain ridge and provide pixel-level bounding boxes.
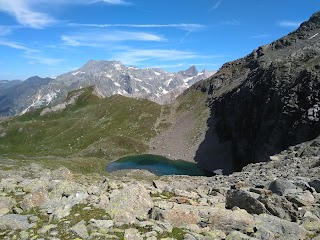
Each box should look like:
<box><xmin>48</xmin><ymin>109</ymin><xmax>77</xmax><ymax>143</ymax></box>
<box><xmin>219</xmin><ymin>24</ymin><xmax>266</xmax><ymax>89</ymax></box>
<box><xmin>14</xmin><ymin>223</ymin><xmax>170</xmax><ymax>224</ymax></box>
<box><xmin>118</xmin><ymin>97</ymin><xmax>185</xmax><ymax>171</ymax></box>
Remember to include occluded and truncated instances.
<box><xmin>190</xmin><ymin>11</ymin><xmax>320</xmax><ymax>174</ymax></box>
<box><xmin>0</xmin><ymin>62</ymin><xmax>214</xmax><ymax>116</ymax></box>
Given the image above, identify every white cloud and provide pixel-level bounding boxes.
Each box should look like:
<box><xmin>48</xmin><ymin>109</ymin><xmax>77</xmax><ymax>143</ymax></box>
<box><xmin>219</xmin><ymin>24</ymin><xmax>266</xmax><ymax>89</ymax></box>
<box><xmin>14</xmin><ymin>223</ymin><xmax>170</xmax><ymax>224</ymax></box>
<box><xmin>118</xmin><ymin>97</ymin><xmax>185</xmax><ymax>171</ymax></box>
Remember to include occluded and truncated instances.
<box><xmin>25</xmin><ymin>54</ymin><xmax>65</xmax><ymax>65</ymax></box>
<box><xmin>68</xmin><ymin>23</ymin><xmax>205</xmax><ymax>31</ymax></box>
<box><xmin>0</xmin><ymin>39</ymin><xmax>35</xmax><ymax>52</ymax></box>
<box><xmin>0</xmin><ymin>0</ymin><xmax>130</xmax><ymax>29</ymax></box>
<box><xmin>209</xmin><ymin>1</ymin><xmax>221</xmax><ymax>12</ymax></box>
<box><xmin>0</xmin><ymin>26</ymin><xmax>12</xmax><ymax>36</ymax></box>
<box><xmin>61</xmin><ymin>30</ymin><xmax>166</xmax><ymax>47</ymax></box>
<box><xmin>278</xmin><ymin>20</ymin><xmax>301</xmax><ymax>28</ymax></box>
<box><xmin>111</xmin><ymin>49</ymin><xmax>196</xmax><ymax>65</ymax></box>
<box><xmin>0</xmin><ymin>39</ymin><xmax>63</xmax><ymax>65</ymax></box>
<box><xmin>0</xmin><ymin>0</ymin><xmax>55</xmax><ymax>28</ymax></box>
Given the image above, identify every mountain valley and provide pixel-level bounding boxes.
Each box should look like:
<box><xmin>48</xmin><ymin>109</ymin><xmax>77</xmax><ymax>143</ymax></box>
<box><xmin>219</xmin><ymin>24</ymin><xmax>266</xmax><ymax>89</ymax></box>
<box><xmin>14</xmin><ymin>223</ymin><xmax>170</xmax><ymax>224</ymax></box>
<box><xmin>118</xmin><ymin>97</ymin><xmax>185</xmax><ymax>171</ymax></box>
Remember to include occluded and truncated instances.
<box><xmin>0</xmin><ymin>10</ymin><xmax>319</xmax><ymax>240</ymax></box>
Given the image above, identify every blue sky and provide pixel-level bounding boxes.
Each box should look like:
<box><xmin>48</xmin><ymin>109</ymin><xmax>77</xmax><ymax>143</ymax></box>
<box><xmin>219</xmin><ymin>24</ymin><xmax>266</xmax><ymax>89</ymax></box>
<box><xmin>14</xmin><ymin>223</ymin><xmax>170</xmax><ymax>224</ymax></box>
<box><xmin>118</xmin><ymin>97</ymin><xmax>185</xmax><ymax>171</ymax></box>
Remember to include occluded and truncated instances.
<box><xmin>0</xmin><ymin>0</ymin><xmax>319</xmax><ymax>80</ymax></box>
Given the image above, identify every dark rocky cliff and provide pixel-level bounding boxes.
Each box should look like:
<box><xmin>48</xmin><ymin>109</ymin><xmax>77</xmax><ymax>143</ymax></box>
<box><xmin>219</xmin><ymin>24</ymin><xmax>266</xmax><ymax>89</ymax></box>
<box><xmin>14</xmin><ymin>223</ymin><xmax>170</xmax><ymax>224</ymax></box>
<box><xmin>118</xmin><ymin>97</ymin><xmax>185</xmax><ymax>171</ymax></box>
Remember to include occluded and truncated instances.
<box><xmin>193</xmin><ymin>12</ymin><xmax>320</xmax><ymax>174</ymax></box>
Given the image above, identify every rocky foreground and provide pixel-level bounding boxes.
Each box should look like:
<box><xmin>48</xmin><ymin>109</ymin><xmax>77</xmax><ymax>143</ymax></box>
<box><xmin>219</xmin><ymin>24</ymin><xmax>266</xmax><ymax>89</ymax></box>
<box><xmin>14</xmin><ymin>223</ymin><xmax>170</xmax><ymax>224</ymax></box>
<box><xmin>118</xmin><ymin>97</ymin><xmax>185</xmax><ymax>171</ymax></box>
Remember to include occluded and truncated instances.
<box><xmin>0</xmin><ymin>138</ymin><xmax>319</xmax><ymax>240</ymax></box>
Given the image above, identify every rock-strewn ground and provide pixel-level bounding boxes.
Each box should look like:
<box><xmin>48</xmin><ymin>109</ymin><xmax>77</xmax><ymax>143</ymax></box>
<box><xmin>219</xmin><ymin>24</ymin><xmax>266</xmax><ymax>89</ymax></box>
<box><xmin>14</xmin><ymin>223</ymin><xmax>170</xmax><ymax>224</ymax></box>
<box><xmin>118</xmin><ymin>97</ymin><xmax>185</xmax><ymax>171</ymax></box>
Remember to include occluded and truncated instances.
<box><xmin>0</xmin><ymin>138</ymin><xmax>319</xmax><ymax>240</ymax></box>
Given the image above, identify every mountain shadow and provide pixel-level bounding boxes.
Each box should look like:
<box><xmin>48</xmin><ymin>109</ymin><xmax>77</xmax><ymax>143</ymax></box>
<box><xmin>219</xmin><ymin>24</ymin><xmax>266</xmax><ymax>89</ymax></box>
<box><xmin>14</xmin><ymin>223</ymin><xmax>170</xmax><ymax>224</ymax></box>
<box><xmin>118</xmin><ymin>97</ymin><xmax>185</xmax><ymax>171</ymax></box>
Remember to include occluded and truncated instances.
<box><xmin>194</xmin><ymin>11</ymin><xmax>320</xmax><ymax>174</ymax></box>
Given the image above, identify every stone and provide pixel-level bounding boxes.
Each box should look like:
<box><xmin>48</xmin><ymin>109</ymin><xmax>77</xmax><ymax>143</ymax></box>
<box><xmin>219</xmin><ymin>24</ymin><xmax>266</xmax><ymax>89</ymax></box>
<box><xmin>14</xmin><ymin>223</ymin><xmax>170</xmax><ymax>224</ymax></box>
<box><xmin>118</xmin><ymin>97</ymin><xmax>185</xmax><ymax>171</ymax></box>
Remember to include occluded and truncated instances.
<box><xmin>0</xmin><ymin>214</ymin><xmax>36</xmax><ymax>230</ymax></box>
<box><xmin>89</xmin><ymin>219</ymin><xmax>114</xmax><ymax>233</ymax></box>
<box><xmin>49</xmin><ymin>181</ymin><xmax>86</xmax><ymax>198</ymax></box>
<box><xmin>268</xmin><ymin>179</ymin><xmax>298</xmax><ymax>196</ymax></box>
<box><xmin>309</xmin><ymin>179</ymin><xmax>320</xmax><ymax>193</ymax></box>
<box><xmin>150</xmin><ymin>202</ymin><xmax>201</xmax><ymax>227</ymax></box>
<box><xmin>69</xmin><ymin>220</ymin><xmax>89</xmax><ymax>239</ymax></box>
<box><xmin>124</xmin><ymin>228</ymin><xmax>143</xmax><ymax>240</ymax></box>
<box><xmin>255</xmin><ymin>214</ymin><xmax>308</xmax><ymax>239</ymax></box>
<box><xmin>286</xmin><ymin>190</ymin><xmax>315</xmax><ymax>207</ymax></box>
<box><xmin>208</xmin><ymin>208</ymin><xmax>255</xmax><ymax>234</ymax></box>
<box><xmin>22</xmin><ymin>179</ymin><xmax>49</xmax><ymax>193</ymax></box>
<box><xmin>226</xmin><ymin>231</ymin><xmax>255</xmax><ymax>240</ymax></box>
<box><xmin>226</xmin><ymin>189</ymin><xmax>269</xmax><ymax>214</ymax></box>
<box><xmin>20</xmin><ymin>191</ymin><xmax>48</xmax><ymax>211</ymax></box>
<box><xmin>106</xmin><ymin>183</ymin><xmax>154</xmax><ymax>224</ymax></box>
<box><xmin>258</xmin><ymin>194</ymin><xmax>299</xmax><ymax>221</ymax></box>
<box><xmin>38</xmin><ymin>224</ymin><xmax>57</xmax><ymax>234</ymax></box>
<box><xmin>0</xmin><ymin>196</ymin><xmax>16</xmax><ymax>217</ymax></box>
<box><xmin>302</xmin><ymin>221</ymin><xmax>320</xmax><ymax>232</ymax></box>
<box><xmin>50</xmin><ymin>167</ymin><xmax>73</xmax><ymax>180</ymax></box>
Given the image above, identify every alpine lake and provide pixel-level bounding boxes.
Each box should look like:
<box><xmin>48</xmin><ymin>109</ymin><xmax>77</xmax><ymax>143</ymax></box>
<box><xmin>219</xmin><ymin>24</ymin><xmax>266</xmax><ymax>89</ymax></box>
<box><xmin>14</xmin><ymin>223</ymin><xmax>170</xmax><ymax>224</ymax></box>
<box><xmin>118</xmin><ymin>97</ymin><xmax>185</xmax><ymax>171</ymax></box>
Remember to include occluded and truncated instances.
<box><xmin>106</xmin><ymin>154</ymin><xmax>210</xmax><ymax>176</ymax></box>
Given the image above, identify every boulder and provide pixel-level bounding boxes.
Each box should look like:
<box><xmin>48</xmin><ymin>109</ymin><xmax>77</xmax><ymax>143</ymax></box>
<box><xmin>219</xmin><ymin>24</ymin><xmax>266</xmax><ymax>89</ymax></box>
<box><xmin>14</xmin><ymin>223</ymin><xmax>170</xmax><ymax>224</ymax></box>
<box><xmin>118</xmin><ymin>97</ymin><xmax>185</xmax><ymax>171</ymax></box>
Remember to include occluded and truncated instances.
<box><xmin>258</xmin><ymin>194</ymin><xmax>299</xmax><ymax>221</ymax></box>
<box><xmin>20</xmin><ymin>191</ymin><xmax>49</xmax><ymax>211</ymax></box>
<box><xmin>106</xmin><ymin>183</ymin><xmax>154</xmax><ymax>224</ymax></box>
<box><xmin>268</xmin><ymin>179</ymin><xmax>298</xmax><ymax>196</ymax></box>
<box><xmin>226</xmin><ymin>189</ymin><xmax>269</xmax><ymax>214</ymax></box>
<box><xmin>124</xmin><ymin>228</ymin><xmax>143</xmax><ymax>240</ymax></box>
<box><xmin>309</xmin><ymin>179</ymin><xmax>320</xmax><ymax>192</ymax></box>
<box><xmin>0</xmin><ymin>196</ymin><xmax>16</xmax><ymax>217</ymax></box>
<box><xmin>255</xmin><ymin>214</ymin><xmax>308</xmax><ymax>240</ymax></box>
<box><xmin>0</xmin><ymin>214</ymin><xmax>36</xmax><ymax>230</ymax></box>
<box><xmin>69</xmin><ymin>220</ymin><xmax>89</xmax><ymax>239</ymax></box>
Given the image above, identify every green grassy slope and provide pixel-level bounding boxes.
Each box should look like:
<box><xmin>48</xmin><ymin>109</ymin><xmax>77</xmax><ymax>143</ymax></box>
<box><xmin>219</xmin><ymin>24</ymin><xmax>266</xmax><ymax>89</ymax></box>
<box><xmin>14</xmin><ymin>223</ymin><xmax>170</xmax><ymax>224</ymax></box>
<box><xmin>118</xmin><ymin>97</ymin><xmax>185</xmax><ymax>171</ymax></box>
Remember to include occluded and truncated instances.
<box><xmin>0</xmin><ymin>86</ymin><xmax>166</xmax><ymax>161</ymax></box>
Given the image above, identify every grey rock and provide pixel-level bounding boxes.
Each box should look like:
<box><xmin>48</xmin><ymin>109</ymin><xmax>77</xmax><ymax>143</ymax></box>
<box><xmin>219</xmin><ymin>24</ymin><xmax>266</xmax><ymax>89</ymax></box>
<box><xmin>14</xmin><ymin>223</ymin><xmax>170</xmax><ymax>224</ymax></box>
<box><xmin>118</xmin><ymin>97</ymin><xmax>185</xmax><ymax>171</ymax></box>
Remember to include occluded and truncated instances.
<box><xmin>309</xmin><ymin>179</ymin><xmax>320</xmax><ymax>192</ymax></box>
<box><xmin>258</xmin><ymin>195</ymin><xmax>299</xmax><ymax>221</ymax></box>
<box><xmin>268</xmin><ymin>179</ymin><xmax>298</xmax><ymax>196</ymax></box>
<box><xmin>106</xmin><ymin>183</ymin><xmax>154</xmax><ymax>224</ymax></box>
<box><xmin>255</xmin><ymin>214</ymin><xmax>308</xmax><ymax>239</ymax></box>
<box><xmin>69</xmin><ymin>220</ymin><xmax>89</xmax><ymax>239</ymax></box>
<box><xmin>50</xmin><ymin>167</ymin><xmax>73</xmax><ymax>181</ymax></box>
<box><xmin>38</xmin><ymin>224</ymin><xmax>57</xmax><ymax>234</ymax></box>
<box><xmin>124</xmin><ymin>228</ymin><xmax>143</xmax><ymax>240</ymax></box>
<box><xmin>0</xmin><ymin>214</ymin><xmax>36</xmax><ymax>230</ymax></box>
<box><xmin>89</xmin><ymin>219</ymin><xmax>114</xmax><ymax>232</ymax></box>
<box><xmin>0</xmin><ymin>196</ymin><xmax>16</xmax><ymax>217</ymax></box>
<box><xmin>226</xmin><ymin>189</ymin><xmax>269</xmax><ymax>214</ymax></box>
<box><xmin>225</xmin><ymin>231</ymin><xmax>255</xmax><ymax>240</ymax></box>
<box><xmin>286</xmin><ymin>190</ymin><xmax>315</xmax><ymax>207</ymax></box>
<box><xmin>20</xmin><ymin>191</ymin><xmax>49</xmax><ymax>211</ymax></box>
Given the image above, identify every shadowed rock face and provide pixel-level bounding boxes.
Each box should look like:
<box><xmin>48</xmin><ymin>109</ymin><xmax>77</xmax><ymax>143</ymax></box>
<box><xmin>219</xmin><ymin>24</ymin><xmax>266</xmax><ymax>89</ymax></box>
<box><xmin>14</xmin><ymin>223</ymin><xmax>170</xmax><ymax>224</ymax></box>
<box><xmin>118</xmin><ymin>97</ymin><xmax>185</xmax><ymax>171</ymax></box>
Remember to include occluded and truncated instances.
<box><xmin>193</xmin><ymin>11</ymin><xmax>320</xmax><ymax>174</ymax></box>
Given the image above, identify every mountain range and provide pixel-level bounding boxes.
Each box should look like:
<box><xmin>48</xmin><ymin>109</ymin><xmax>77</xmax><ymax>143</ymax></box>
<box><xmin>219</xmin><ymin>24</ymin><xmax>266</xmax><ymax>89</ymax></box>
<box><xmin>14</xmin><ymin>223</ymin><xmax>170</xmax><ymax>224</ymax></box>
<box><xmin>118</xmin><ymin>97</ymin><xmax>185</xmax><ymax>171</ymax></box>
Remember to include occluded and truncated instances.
<box><xmin>0</xmin><ymin>62</ymin><xmax>214</xmax><ymax>116</ymax></box>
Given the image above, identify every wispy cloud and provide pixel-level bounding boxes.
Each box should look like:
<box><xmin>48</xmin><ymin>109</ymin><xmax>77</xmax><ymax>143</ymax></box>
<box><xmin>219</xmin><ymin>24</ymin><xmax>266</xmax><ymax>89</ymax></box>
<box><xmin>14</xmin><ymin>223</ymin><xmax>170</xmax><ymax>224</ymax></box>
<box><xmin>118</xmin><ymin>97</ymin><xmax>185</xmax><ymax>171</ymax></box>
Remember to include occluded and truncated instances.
<box><xmin>0</xmin><ymin>38</ymin><xmax>63</xmax><ymax>65</ymax></box>
<box><xmin>250</xmin><ymin>34</ymin><xmax>271</xmax><ymax>39</ymax></box>
<box><xmin>25</xmin><ymin>54</ymin><xmax>65</xmax><ymax>65</ymax></box>
<box><xmin>278</xmin><ymin>20</ymin><xmax>301</xmax><ymax>28</ymax></box>
<box><xmin>111</xmin><ymin>49</ymin><xmax>197</xmax><ymax>65</ymax></box>
<box><xmin>110</xmin><ymin>48</ymin><xmax>224</xmax><ymax>66</ymax></box>
<box><xmin>0</xmin><ymin>39</ymin><xmax>36</xmax><ymax>52</ymax></box>
<box><xmin>209</xmin><ymin>1</ymin><xmax>221</xmax><ymax>12</ymax></box>
<box><xmin>0</xmin><ymin>0</ymin><xmax>55</xmax><ymax>28</ymax></box>
<box><xmin>0</xmin><ymin>26</ymin><xmax>12</xmax><ymax>36</ymax></box>
<box><xmin>61</xmin><ymin>30</ymin><xmax>166</xmax><ymax>47</ymax></box>
<box><xmin>0</xmin><ymin>0</ymin><xmax>130</xmax><ymax>29</ymax></box>
<box><xmin>68</xmin><ymin>23</ymin><xmax>205</xmax><ymax>31</ymax></box>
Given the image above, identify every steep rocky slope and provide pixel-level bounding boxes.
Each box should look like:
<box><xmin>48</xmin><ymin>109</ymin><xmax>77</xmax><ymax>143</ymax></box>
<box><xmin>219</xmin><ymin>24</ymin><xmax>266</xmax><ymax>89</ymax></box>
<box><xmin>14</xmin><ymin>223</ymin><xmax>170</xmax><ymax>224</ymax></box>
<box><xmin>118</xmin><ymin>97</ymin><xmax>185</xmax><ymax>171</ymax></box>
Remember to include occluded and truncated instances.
<box><xmin>0</xmin><ymin>76</ymin><xmax>53</xmax><ymax>116</ymax></box>
<box><xmin>0</xmin><ymin>137</ymin><xmax>318</xmax><ymax>240</ymax></box>
<box><xmin>189</xmin><ymin>11</ymin><xmax>320</xmax><ymax>174</ymax></box>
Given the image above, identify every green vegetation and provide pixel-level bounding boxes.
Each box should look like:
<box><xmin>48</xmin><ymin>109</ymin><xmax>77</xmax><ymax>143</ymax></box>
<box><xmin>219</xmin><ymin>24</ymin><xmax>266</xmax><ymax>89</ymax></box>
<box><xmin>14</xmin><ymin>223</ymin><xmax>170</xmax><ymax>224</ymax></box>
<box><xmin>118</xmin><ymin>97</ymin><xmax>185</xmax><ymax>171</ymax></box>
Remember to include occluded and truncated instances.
<box><xmin>158</xmin><ymin>227</ymin><xmax>186</xmax><ymax>239</ymax></box>
<box><xmin>176</xmin><ymin>90</ymin><xmax>210</xmax><ymax>144</ymax></box>
<box><xmin>0</xmin><ymin>87</ymin><xmax>169</xmax><ymax>163</ymax></box>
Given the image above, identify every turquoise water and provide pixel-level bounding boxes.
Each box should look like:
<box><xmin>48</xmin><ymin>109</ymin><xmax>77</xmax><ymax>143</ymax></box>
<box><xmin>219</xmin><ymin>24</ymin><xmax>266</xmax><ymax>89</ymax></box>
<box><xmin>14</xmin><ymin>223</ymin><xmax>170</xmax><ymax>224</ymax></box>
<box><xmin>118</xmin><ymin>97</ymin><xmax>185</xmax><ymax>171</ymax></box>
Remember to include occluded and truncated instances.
<box><xmin>106</xmin><ymin>154</ymin><xmax>207</xmax><ymax>176</ymax></box>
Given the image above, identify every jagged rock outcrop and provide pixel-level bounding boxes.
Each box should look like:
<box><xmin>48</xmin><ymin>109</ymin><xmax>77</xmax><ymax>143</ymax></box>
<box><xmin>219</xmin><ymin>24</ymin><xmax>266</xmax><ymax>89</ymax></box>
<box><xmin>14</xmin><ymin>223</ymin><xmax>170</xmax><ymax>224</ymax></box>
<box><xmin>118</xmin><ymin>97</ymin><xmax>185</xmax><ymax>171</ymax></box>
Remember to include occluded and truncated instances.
<box><xmin>193</xmin><ymin>11</ymin><xmax>320</xmax><ymax>173</ymax></box>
